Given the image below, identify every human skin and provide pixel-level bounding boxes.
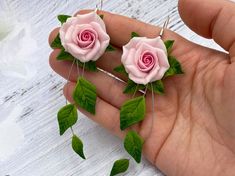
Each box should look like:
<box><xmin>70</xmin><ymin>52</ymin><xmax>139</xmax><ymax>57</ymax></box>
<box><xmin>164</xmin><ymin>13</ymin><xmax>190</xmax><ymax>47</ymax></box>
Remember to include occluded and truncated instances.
<box><xmin>48</xmin><ymin>0</ymin><xmax>235</xmax><ymax>175</ymax></box>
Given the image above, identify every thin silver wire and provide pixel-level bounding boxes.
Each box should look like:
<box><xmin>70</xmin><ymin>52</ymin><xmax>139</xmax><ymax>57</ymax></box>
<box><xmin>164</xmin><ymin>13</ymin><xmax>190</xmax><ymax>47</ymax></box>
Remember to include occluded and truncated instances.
<box><xmin>76</xmin><ymin>60</ymin><xmax>80</xmax><ymax>78</ymax></box>
<box><xmin>82</xmin><ymin>62</ymin><xmax>86</xmax><ymax>77</ymax></box>
<box><xmin>65</xmin><ymin>59</ymin><xmax>76</xmax><ymax>105</ymax></box>
<box><xmin>145</xmin><ymin>16</ymin><xmax>170</xmax><ymax>140</ymax></box>
<box><xmin>144</xmin><ymin>86</ymin><xmax>148</xmax><ymax>96</ymax></box>
<box><xmin>95</xmin><ymin>0</ymin><xmax>103</xmax><ymax>12</ymax></box>
<box><xmin>65</xmin><ymin>0</ymin><xmax>105</xmax><ymax>138</ymax></box>
<box><xmin>65</xmin><ymin>59</ymin><xmax>76</xmax><ymax>136</ymax></box>
<box><xmin>132</xmin><ymin>85</ymin><xmax>139</xmax><ymax>98</ymax></box>
<box><xmin>150</xmin><ymin>83</ymin><xmax>155</xmax><ymax>134</ymax></box>
<box><xmin>159</xmin><ymin>16</ymin><xmax>170</xmax><ymax>38</ymax></box>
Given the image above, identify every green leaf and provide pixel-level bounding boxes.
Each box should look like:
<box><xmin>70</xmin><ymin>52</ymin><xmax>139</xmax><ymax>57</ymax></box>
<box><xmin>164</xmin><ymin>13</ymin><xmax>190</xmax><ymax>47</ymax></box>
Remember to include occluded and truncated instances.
<box><xmin>110</xmin><ymin>159</ymin><xmax>129</xmax><ymax>176</ymax></box>
<box><xmin>113</xmin><ymin>65</ymin><xmax>128</xmax><ymax>76</ymax></box>
<box><xmin>57</xmin><ymin>14</ymin><xmax>71</xmax><ymax>24</ymax></box>
<box><xmin>164</xmin><ymin>40</ymin><xmax>174</xmax><ymax>53</ymax></box>
<box><xmin>123</xmin><ymin>79</ymin><xmax>138</xmax><ymax>94</ymax></box>
<box><xmin>120</xmin><ymin>96</ymin><xmax>146</xmax><ymax>130</ymax></box>
<box><xmin>164</xmin><ymin>56</ymin><xmax>184</xmax><ymax>78</ymax></box>
<box><xmin>123</xmin><ymin>79</ymin><xmax>145</xmax><ymax>94</ymax></box>
<box><xmin>57</xmin><ymin>49</ymin><xmax>74</xmax><ymax>61</ymax></box>
<box><xmin>73</xmin><ymin>77</ymin><xmax>97</xmax><ymax>114</ymax></box>
<box><xmin>57</xmin><ymin>104</ymin><xmax>78</xmax><ymax>135</ymax></box>
<box><xmin>99</xmin><ymin>14</ymin><xmax>104</xmax><ymax>20</ymax></box>
<box><xmin>56</xmin><ymin>50</ymin><xmax>97</xmax><ymax>71</ymax></box>
<box><xmin>50</xmin><ymin>33</ymin><xmax>63</xmax><ymax>49</ymax></box>
<box><xmin>106</xmin><ymin>44</ymin><xmax>116</xmax><ymax>52</ymax></box>
<box><xmin>124</xmin><ymin>131</ymin><xmax>144</xmax><ymax>163</ymax></box>
<box><xmin>72</xmin><ymin>135</ymin><xmax>86</xmax><ymax>159</ymax></box>
<box><xmin>131</xmin><ymin>32</ymin><xmax>140</xmax><ymax>38</ymax></box>
<box><xmin>148</xmin><ymin>80</ymin><xmax>164</xmax><ymax>95</ymax></box>
<box><xmin>76</xmin><ymin>60</ymin><xmax>98</xmax><ymax>72</ymax></box>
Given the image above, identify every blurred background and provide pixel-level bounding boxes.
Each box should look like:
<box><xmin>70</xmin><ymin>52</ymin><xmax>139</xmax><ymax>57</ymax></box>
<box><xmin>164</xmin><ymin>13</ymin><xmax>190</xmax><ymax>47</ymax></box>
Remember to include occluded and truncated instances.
<box><xmin>0</xmin><ymin>0</ymin><xmax>223</xmax><ymax>175</ymax></box>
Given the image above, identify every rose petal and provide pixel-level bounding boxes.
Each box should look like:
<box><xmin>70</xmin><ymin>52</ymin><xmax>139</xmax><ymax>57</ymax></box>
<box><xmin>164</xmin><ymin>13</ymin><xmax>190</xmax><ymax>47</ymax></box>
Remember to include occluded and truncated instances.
<box><xmin>129</xmin><ymin>73</ymin><xmax>149</xmax><ymax>85</ymax></box>
<box><xmin>77</xmin><ymin>29</ymin><xmax>97</xmax><ymax>49</ymax></box>
<box><xmin>134</xmin><ymin>42</ymin><xmax>158</xmax><ymax>67</ymax></box>
<box><xmin>138</xmin><ymin>51</ymin><xmax>156</xmax><ymax>72</ymax></box>
<box><xmin>67</xmin><ymin>43</ymin><xmax>89</xmax><ymax>58</ymax></box>
<box><xmin>90</xmin><ymin>22</ymin><xmax>110</xmax><ymax>59</ymax></box>
<box><xmin>145</xmin><ymin>64</ymin><xmax>160</xmax><ymax>82</ymax></box>
<box><xmin>84</xmin><ymin>41</ymin><xmax>101</xmax><ymax>62</ymax></box>
<box><xmin>76</xmin><ymin>11</ymin><xmax>106</xmax><ymax>31</ymax></box>
<box><xmin>71</xmin><ymin>24</ymin><xmax>93</xmax><ymax>44</ymax></box>
<box><xmin>125</xmin><ymin>64</ymin><xmax>147</xmax><ymax>78</ymax></box>
<box><xmin>136</xmin><ymin>36</ymin><xmax>167</xmax><ymax>54</ymax></box>
<box><xmin>64</xmin><ymin>25</ymin><xmax>75</xmax><ymax>45</ymax></box>
<box><xmin>90</xmin><ymin>22</ymin><xmax>109</xmax><ymax>42</ymax></box>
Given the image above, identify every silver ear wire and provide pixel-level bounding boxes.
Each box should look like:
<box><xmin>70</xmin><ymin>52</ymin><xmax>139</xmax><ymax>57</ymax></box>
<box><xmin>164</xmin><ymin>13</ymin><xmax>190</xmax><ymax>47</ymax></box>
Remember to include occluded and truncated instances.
<box><xmin>159</xmin><ymin>16</ymin><xmax>170</xmax><ymax>38</ymax></box>
<box><xmin>95</xmin><ymin>0</ymin><xmax>103</xmax><ymax>13</ymax></box>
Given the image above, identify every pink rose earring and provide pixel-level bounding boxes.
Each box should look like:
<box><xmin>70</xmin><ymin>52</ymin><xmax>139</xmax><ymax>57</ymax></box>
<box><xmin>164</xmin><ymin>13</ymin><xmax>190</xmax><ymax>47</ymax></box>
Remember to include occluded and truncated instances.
<box><xmin>50</xmin><ymin>0</ymin><xmax>115</xmax><ymax>160</ymax></box>
<box><xmin>112</xmin><ymin>16</ymin><xmax>183</xmax><ymax>174</ymax></box>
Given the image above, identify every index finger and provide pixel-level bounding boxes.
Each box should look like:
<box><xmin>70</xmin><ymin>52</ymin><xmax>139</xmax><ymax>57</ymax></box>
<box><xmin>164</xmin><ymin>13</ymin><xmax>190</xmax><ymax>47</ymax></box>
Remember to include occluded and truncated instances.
<box><xmin>76</xmin><ymin>10</ymin><xmax>192</xmax><ymax>49</ymax></box>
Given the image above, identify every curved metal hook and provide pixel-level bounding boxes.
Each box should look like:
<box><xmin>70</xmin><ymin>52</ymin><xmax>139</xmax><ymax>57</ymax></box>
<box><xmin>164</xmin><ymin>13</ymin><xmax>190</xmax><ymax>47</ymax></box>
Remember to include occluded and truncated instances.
<box><xmin>95</xmin><ymin>0</ymin><xmax>103</xmax><ymax>12</ymax></box>
<box><xmin>159</xmin><ymin>16</ymin><xmax>170</xmax><ymax>38</ymax></box>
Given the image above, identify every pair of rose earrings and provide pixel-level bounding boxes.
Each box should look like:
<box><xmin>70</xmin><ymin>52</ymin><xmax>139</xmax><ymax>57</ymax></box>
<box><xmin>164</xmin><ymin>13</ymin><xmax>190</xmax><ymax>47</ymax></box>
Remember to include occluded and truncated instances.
<box><xmin>50</xmin><ymin>1</ymin><xmax>183</xmax><ymax>175</ymax></box>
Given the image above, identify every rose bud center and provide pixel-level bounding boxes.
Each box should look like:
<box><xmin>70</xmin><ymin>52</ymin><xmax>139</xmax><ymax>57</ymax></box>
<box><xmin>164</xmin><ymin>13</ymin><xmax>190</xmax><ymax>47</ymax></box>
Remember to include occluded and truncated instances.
<box><xmin>137</xmin><ymin>51</ymin><xmax>157</xmax><ymax>73</ymax></box>
<box><xmin>77</xmin><ymin>29</ymin><xmax>96</xmax><ymax>49</ymax></box>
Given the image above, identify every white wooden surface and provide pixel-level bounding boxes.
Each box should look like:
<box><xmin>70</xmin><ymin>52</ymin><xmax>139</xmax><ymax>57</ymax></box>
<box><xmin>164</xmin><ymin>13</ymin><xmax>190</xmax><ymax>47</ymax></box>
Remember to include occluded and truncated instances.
<box><xmin>0</xmin><ymin>0</ymin><xmax>222</xmax><ymax>175</ymax></box>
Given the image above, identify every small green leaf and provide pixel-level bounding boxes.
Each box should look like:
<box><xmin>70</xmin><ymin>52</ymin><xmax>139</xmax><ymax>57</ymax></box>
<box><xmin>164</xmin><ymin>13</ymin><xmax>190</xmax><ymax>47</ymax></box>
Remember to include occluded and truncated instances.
<box><xmin>123</xmin><ymin>79</ymin><xmax>145</xmax><ymax>94</ymax></box>
<box><xmin>106</xmin><ymin>44</ymin><xmax>116</xmax><ymax>52</ymax></box>
<box><xmin>76</xmin><ymin>60</ymin><xmax>98</xmax><ymax>72</ymax></box>
<box><xmin>164</xmin><ymin>56</ymin><xmax>184</xmax><ymax>78</ymax></box>
<box><xmin>110</xmin><ymin>159</ymin><xmax>129</xmax><ymax>176</ymax></box>
<box><xmin>148</xmin><ymin>80</ymin><xmax>164</xmax><ymax>95</ymax></box>
<box><xmin>57</xmin><ymin>49</ymin><xmax>74</xmax><ymax>61</ymax></box>
<box><xmin>164</xmin><ymin>40</ymin><xmax>174</xmax><ymax>53</ymax></box>
<box><xmin>73</xmin><ymin>77</ymin><xmax>97</xmax><ymax>114</ymax></box>
<box><xmin>56</xmin><ymin>51</ymin><xmax>97</xmax><ymax>71</ymax></box>
<box><xmin>99</xmin><ymin>14</ymin><xmax>104</xmax><ymax>20</ymax></box>
<box><xmin>131</xmin><ymin>32</ymin><xmax>140</xmax><ymax>38</ymax></box>
<box><xmin>120</xmin><ymin>96</ymin><xmax>146</xmax><ymax>130</ymax></box>
<box><xmin>72</xmin><ymin>135</ymin><xmax>86</xmax><ymax>159</ymax></box>
<box><xmin>57</xmin><ymin>14</ymin><xmax>71</xmax><ymax>24</ymax></box>
<box><xmin>51</xmin><ymin>33</ymin><xmax>63</xmax><ymax>49</ymax></box>
<box><xmin>113</xmin><ymin>65</ymin><xmax>128</xmax><ymax>76</ymax></box>
<box><xmin>57</xmin><ymin>104</ymin><xmax>77</xmax><ymax>135</ymax></box>
<box><xmin>124</xmin><ymin>131</ymin><xmax>144</xmax><ymax>163</ymax></box>
<box><xmin>123</xmin><ymin>79</ymin><xmax>138</xmax><ymax>94</ymax></box>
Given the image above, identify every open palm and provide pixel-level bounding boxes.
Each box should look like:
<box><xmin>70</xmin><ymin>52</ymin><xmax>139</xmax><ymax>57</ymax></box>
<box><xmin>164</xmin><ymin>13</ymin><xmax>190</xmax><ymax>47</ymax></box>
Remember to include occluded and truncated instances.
<box><xmin>49</xmin><ymin>0</ymin><xmax>235</xmax><ymax>175</ymax></box>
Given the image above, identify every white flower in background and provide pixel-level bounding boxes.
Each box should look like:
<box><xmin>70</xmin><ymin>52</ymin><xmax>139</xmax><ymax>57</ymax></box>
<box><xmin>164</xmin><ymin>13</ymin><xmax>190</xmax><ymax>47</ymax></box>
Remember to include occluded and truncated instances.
<box><xmin>0</xmin><ymin>10</ymin><xmax>38</xmax><ymax>80</ymax></box>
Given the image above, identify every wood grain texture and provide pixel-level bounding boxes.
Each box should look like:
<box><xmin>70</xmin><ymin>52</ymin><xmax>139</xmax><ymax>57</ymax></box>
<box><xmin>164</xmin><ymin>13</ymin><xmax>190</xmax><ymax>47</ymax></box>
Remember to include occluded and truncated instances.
<box><xmin>0</xmin><ymin>0</ymin><xmax>223</xmax><ymax>175</ymax></box>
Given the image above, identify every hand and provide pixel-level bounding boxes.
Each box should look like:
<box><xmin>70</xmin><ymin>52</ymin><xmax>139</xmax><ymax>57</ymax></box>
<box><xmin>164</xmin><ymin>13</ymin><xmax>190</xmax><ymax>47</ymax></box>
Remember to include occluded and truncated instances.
<box><xmin>49</xmin><ymin>0</ymin><xmax>235</xmax><ymax>175</ymax></box>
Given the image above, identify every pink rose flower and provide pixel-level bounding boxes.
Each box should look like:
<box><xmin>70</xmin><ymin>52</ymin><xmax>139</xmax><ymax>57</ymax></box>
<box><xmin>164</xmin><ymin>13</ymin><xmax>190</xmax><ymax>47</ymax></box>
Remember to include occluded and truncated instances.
<box><xmin>121</xmin><ymin>36</ymin><xmax>170</xmax><ymax>85</ymax></box>
<box><xmin>59</xmin><ymin>11</ymin><xmax>110</xmax><ymax>62</ymax></box>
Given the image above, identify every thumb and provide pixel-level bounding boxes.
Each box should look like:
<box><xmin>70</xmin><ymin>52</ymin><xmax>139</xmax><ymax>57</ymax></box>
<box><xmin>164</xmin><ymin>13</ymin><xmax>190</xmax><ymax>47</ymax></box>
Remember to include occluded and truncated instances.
<box><xmin>178</xmin><ymin>0</ymin><xmax>235</xmax><ymax>61</ymax></box>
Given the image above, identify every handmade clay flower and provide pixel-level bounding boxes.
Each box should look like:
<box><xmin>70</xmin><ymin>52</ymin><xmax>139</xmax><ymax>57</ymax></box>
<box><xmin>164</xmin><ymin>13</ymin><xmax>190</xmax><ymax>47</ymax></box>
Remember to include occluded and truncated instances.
<box><xmin>59</xmin><ymin>11</ymin><xmax>110</xmax><ymax>62</ymax></box>
<box><xmin>121</xmin><ymin>37</ymin><xmax>170</xmax><ymax>85</ymax></box>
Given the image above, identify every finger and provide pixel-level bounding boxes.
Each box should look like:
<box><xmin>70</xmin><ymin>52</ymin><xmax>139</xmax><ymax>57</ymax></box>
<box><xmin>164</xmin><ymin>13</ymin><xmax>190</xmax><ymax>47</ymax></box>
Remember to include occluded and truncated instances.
<box><xmin>48</xmin><ymin>27</ymin><xmax>60</xmax><ymax>47</ymax></box>
<box><xmin>76</xmin><ymin>10</ymin><xmax>192</xmax><ymax>49</ymax></box>
<box><xmin>178</xmin><ymin>0</ymin><xmax>235</xmax><ymax>59</ymax></box>
<box><xmin>50</xmin><ymin>52</ymin><xmax>136</xmax><ymax>108</ymax></box>
<box><xmin>64</xmin><ymin>82</ymin><xmax>126</xmax><ymax>138</ymax></box>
